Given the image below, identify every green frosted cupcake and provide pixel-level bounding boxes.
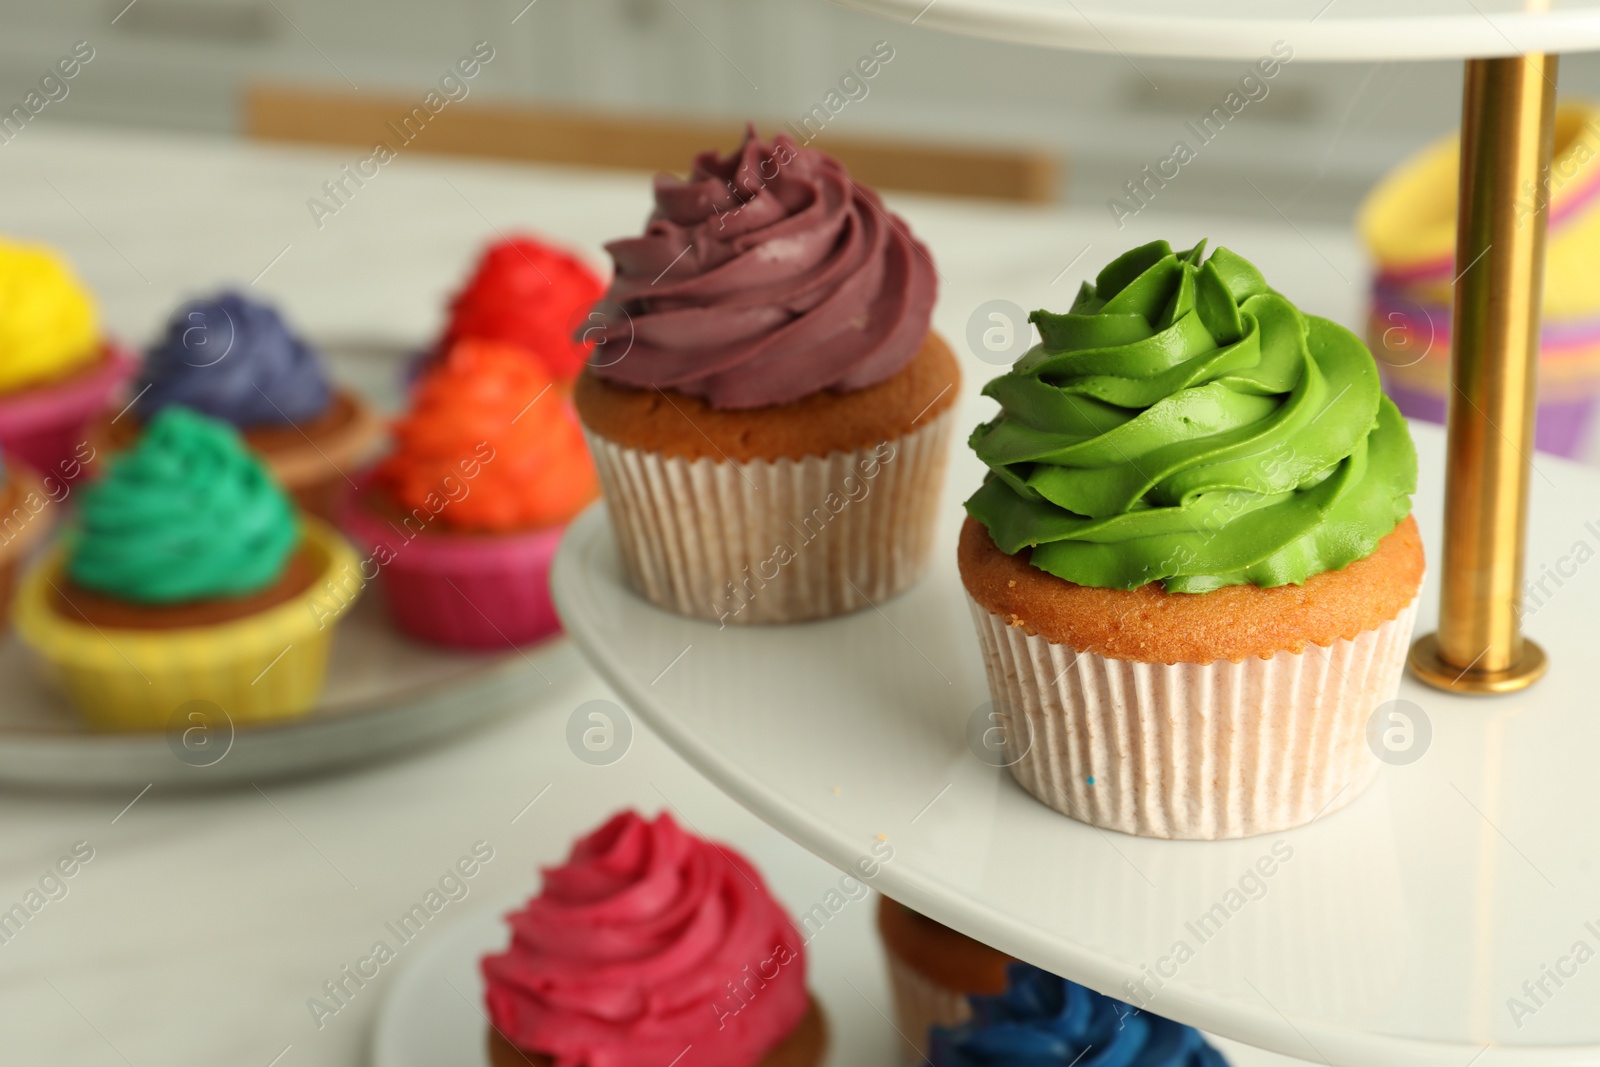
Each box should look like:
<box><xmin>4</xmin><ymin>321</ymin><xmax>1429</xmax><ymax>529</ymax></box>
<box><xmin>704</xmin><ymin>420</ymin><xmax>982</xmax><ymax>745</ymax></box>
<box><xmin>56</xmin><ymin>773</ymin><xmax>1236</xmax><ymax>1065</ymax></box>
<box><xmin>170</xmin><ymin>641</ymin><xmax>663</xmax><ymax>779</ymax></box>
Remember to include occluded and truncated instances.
<box><xmin>14</xmin><ymin>407</ymin><xmax>362</xmax><ymax>730</ymax></box>
<box><xmin>958</xmin><ymin>240</ymin><xmax>1424</xmax><ymax>839</ymax></box>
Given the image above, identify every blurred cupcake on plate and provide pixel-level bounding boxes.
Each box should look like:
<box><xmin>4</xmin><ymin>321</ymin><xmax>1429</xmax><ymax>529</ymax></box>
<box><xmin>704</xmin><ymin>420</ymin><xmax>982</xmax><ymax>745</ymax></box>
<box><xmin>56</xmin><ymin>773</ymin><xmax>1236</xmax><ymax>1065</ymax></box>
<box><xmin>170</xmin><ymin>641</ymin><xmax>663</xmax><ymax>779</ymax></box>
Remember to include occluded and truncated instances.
<box><xmin>481</xmin><ymin>809</ymin><xmax>827</xmax><ymax>1067</ymax></box>
<box><xmin>14</xmin><ymin>407</ymin><xmax>360</xmax><ymax>730</ymax></box>
<box><xmin>1361</xmin><ymin>100</ymin><xmax>1600</xmax><ymax>457</ymax></box>
<box><xmin>877</xmin><ymin>898</ymin><xmax>1012</xmax><ymax>1065</ymax></box>
<box><xmin>575</xmin><ymin>125</ymin><xmax>959</xmax><ymax>624</ymax></box>
<box><xmin>929</xmin><ymin>963</ymin><xmax>1228</xmax><ymax>1067</ymax></box>
<box><xmin>338</xmin><ymin>338</ymin><xmax>597</xmax><ymax>649</ymax></box>
<box><xmin>0</xmin><ymin>237</ymin><xmax>135</xmax><ymax>479</ymax></box>
<box><xmin>961</xmin><ymin>240</ymin><xmax>1423</xmax><ymax>839</ymax></box>
<box><xmin>0</xmin><ymin>449</ymin><xmax>55</xmax><ymax>627</ymax></box>
<box><xmin>96</xmin><ymin>291</ymin><xmax>380</xmax><ymax>519</ymax></box>
<box><xmin>434</xmin><ymin>234</ymin><xmax>606</xmax><ymax>382</ymax></box>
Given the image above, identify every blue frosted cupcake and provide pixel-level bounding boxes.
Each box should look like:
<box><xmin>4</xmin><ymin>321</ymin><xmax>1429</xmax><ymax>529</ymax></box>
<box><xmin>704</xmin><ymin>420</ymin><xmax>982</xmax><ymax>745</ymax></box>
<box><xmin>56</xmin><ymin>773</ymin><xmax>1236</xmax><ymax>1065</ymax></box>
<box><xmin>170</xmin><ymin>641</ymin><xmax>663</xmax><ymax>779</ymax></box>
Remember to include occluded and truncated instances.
<box><xmin>930</xmin><ymin>964</ymin><xmax>1228</xmax><ymax>1067</ymax></box>
<box><xmin>96</xmin><ymin>291</ymin><xmax>379</xmax><ymax>519</ymax></box>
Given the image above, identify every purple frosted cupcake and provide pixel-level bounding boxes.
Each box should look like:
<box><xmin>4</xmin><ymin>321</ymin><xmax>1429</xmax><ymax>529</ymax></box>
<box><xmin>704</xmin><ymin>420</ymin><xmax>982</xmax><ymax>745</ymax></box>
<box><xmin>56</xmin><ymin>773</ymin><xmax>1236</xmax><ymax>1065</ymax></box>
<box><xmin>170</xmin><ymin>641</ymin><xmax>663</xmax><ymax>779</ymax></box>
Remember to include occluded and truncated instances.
<box><xmin>94</xmin><ymin>291</ymin><xmax>380</xmax><ymax>519</ymax></box>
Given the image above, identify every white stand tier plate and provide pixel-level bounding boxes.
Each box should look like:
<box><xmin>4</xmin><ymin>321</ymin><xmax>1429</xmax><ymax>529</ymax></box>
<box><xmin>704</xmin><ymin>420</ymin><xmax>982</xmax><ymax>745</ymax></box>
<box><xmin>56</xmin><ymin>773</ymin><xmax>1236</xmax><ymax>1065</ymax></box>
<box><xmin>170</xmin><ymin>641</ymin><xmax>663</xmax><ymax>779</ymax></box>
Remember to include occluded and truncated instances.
<box><xmin>832</xmin><ymin>0</ymin><xmax>1600</xmax><ymax>60</ymax></box>
<box><xmin>552</xmin><ymin>421</ymin><xmax>1600</xmax><ymax>1066</ymax></box>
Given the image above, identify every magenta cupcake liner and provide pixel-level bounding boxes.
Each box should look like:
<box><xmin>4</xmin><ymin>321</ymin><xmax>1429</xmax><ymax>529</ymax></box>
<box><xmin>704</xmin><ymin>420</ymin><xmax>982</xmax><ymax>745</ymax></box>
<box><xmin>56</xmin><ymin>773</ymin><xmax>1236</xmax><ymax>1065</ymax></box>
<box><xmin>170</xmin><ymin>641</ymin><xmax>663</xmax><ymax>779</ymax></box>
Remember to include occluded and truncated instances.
<box><xmin>0</xmin><ymin>343</ymin><xmax>136</xmax><ymax>479</ymax></box>
<box><xmin>337</xmin><ymin>474</ymin><xmax>566</xmax><ymax>650</ymax></box>
<box><xmin>1383</xmin><ymin>376</ymin><xmax>1598</xmax><ymax>458</ymax></box>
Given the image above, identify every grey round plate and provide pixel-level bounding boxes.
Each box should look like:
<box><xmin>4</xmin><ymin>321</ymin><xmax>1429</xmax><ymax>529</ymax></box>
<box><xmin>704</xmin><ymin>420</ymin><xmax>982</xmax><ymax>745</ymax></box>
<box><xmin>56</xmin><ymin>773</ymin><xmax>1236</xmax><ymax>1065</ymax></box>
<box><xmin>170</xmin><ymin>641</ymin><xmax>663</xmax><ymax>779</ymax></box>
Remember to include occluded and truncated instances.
<box><xmin>0</xmin><ymin>338</ymin><xmax>575</xmax><ymax>790</ymax></box>
<box><xmin>0</xmin><ymin>599</ymin><xmax>579</xmax><ymax>791</ymax></box>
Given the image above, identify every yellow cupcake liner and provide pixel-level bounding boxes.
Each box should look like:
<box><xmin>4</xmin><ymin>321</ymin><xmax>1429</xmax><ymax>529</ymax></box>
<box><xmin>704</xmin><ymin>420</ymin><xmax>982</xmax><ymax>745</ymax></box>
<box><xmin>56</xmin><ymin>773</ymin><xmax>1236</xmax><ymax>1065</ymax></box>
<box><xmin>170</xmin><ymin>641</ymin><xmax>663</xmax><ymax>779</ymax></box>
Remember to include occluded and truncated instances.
<box><xmin>12</xmin><ymin>517</ymin><xmax>360</xmax><ymax>731</ymax></box>
<box><xmin>1360</xmin><ymin>101</ymin><xmax>1600</xmax><ymax>318</ymax></box>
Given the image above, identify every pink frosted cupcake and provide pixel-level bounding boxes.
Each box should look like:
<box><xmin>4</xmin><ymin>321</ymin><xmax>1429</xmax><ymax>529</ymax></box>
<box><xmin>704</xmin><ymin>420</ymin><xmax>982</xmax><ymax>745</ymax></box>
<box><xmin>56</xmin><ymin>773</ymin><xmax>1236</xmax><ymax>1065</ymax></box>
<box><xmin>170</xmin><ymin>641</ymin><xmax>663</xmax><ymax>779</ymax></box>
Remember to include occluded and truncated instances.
<box><xmin>481</xmin><ymin>810</ymin><xmax>827</xmax><ymax>1067</ymax></box>
<box><xmin>0</xmin><ymin>237</ymin><xmax>133</xmax><ymax>479</ymax></box>
<box><xmin>337</xmin><ymin>339</ymin><xmax>597</xmax><ymax>648</ymax></box>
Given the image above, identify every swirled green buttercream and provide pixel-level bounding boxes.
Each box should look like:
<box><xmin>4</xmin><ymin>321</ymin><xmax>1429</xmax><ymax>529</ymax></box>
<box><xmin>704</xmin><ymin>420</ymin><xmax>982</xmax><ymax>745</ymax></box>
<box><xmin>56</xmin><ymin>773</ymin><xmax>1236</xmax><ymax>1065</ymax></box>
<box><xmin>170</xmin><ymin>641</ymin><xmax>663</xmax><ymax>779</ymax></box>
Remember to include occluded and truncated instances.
<box><xmin>966</xmin><ymin>240</ymin><xmax>1417</xmax><ymax>593</ymax></box>
<box><xmin>68</xmin><ymin>407</ymin><xmax>299</xmax><ymax>603</ymax></box>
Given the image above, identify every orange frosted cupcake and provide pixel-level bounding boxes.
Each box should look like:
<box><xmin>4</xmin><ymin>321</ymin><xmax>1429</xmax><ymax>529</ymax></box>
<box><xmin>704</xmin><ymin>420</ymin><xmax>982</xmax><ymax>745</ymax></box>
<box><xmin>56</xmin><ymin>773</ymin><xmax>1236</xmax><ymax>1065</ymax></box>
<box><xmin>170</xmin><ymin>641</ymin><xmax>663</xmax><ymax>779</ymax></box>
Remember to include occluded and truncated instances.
<box><xmin>337</xmin><ymin>339</ymin><xmax>598</xmax><ymax>648</ymax></box>
<box><xmin>575</xmin><ymin>126</ymin><xmax>958</xmax><ymax>624</ymax></box>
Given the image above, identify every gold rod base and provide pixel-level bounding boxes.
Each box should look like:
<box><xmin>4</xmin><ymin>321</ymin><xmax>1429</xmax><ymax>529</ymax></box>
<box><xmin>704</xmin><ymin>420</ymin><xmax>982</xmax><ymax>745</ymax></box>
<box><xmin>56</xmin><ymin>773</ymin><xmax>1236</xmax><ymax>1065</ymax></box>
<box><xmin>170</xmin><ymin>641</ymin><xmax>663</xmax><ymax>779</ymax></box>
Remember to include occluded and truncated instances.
<box><xmin>1410</xmin><ymin>54</ymin><xmax>1558</xmax><ymax>694</ymax></box>
<box><xmin>1408</xmin><ymin>632</ymin><xmax>1547</xmax><ymax>694</ymax></box>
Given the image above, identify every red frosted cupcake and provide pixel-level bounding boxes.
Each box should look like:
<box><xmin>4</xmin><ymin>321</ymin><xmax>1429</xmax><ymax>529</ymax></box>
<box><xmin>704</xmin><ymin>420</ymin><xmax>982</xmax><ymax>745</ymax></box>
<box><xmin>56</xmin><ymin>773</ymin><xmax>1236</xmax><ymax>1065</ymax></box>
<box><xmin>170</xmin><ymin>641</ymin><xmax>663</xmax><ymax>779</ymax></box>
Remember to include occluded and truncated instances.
<box><xmin>481</xmin><ymin>810</ymin><xmax>827</xmax><ymax>1067</ymax></box>
<box><xmin>436</xmin><ymin>235</ymin><xmax>606</xmax><ymax>382</ymax></box>
<box><xmin>338</xmin><ymin>338</ymin><xmax>598</xmax><ymax>648</ymax></box>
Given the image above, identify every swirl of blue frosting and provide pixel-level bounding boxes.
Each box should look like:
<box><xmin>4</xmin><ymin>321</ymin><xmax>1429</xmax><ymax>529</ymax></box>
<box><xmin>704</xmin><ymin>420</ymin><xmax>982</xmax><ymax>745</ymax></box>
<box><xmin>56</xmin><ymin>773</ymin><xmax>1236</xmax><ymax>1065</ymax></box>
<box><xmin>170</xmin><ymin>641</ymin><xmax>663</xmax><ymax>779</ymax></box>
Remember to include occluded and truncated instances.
<box><xmin>134</xmin><ymin>291</ymin><xmax>332</xmax><ymax>427</ymax></box>
<box><xmin>930</xmin><ymin>965</ymin><xmax>1229</xmax><ymax>1067</ymax></box>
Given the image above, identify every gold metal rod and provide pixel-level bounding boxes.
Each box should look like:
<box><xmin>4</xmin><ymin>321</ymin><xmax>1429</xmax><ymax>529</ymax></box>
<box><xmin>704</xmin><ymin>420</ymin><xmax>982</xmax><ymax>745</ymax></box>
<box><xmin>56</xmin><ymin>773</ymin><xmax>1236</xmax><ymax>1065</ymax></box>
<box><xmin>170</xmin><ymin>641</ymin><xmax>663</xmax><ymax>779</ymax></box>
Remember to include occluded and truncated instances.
<box><xmin>1409</xmin><ymin>55</ymin><xmax>1555</xmax><ymax>694</ymax></box>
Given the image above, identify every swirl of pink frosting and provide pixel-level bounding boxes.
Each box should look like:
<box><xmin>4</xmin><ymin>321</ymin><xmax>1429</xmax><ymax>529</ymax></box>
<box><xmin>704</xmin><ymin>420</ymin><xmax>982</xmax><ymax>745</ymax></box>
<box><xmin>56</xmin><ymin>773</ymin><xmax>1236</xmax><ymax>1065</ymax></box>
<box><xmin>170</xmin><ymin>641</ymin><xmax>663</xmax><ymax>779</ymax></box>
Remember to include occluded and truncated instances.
<box><xmin>481</xmin><ymin>811</ymin><xmax>809</xmax><ymax>1067</ymax></box>
<box><xmin>588</xmin><ymin>127</ymin><xmax>937</xmax><ymax>409</ymax></box>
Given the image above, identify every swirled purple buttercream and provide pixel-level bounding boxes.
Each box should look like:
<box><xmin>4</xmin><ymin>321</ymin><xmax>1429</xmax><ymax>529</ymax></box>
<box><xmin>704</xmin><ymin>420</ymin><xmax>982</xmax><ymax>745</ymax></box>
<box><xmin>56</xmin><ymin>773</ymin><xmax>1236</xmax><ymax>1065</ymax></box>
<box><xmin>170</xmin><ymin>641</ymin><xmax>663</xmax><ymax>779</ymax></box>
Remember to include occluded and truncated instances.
<box><xmin>135</xmin><ymin>291</ymin><xmax>332</xmax><ymax>427</ymax></box>
<box><xmin>589</xmin><ymin>127</ymin><xmax>937</xmax><ymax>409</ymax></box>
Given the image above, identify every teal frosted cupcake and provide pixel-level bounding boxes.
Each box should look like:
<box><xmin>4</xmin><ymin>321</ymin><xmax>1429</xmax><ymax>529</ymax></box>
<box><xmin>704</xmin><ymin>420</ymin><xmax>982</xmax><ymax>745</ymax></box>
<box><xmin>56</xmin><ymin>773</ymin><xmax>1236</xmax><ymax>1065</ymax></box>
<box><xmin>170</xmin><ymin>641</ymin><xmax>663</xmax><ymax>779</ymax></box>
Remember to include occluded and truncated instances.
<box><xmin>14</xmin><ymin>407</ymin><xmax>360</xmax><ymax>730</ymax></box>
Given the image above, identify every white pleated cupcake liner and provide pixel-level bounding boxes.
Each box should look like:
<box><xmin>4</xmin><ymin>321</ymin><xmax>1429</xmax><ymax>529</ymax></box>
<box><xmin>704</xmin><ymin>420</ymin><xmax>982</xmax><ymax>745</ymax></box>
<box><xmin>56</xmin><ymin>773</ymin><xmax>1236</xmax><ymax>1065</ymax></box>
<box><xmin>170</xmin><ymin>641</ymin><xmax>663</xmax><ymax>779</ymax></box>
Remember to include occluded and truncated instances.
<box><xmin>584</xmin><ymin>411</ymin><xmax>954</xmax><ymax>623</ymax></box>
<box><xmin>884</xmin><ymin>951</ymin><xmax>971</xmax><ymax>1065</ymax></box>
<box><xmin>966</xmin><ymin>594</ymin><xmax>1420</xmax><ymax>840</ymax></box>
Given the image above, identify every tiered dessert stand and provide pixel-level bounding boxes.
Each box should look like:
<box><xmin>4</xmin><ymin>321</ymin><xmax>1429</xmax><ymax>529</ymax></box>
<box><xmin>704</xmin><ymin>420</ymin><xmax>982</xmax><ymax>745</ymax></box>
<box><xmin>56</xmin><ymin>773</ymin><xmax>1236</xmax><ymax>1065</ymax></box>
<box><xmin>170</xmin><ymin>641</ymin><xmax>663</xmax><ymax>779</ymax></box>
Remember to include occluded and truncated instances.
<box><xmin>554</xmin><ymin>3</ymin><xmax>1600</xmax><ymax>1063</ymax></box>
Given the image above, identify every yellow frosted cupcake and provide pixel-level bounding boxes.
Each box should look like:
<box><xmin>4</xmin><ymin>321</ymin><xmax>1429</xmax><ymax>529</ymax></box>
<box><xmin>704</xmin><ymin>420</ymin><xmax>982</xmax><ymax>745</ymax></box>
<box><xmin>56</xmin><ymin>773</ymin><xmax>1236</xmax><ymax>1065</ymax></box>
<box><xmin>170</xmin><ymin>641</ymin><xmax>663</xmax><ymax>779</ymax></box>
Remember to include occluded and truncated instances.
<box><xmin>14</xmin><ymin>407</ymin><xmax>359</xmax><ymax>730</ymax></box>
<box><xmin>0</xmin><ymin>237</ymin><xmax>134</xmax><ymax>478</ymax></box>
<box><xmin>1360</xmin><ymin>101</ymin><xmax>1600</xmax><ymax>455</ymax></box>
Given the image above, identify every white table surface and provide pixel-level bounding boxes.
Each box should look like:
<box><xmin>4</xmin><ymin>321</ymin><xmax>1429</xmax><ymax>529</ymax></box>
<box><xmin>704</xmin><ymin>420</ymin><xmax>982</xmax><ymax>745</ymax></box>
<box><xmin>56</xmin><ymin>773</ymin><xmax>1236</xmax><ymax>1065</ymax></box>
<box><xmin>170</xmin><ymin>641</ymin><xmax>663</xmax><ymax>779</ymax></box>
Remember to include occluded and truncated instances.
<box><xmin>0</xmin><ymin>123</ymin><xmax>1488</xmax><ymax>1067</ymax></box>
<box><xmin>833</xmin><ymin>0</ymin><xmax>1600</xmax><ymax>61</ymax></box>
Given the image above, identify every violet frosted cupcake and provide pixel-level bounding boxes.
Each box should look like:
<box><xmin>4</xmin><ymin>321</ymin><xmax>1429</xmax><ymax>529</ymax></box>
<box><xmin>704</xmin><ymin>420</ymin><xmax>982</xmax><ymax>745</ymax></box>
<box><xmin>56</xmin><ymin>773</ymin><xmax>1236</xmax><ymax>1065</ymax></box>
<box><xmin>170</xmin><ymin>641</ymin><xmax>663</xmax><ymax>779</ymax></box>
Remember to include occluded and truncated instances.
<box><xmin>338</xmin><ymin>339</ymin><xmax>598</xmax><ymax>649</ymax></box>
<box><xmin>961</xmin><ymin>240</ymin><xmax>1423</xmax><ymax>839</ymax></box>
<box><xmin>0</xmin><ymin>237</ymin><xmax>134</xmax><ymax>479</ymax></box>
<box><xmin>574</xmin><ymin>126</ymin><xmax>959</xmax><ymax>624</ymax></box>
<box><xmin>95</xmin><ymin>291</ymin><xmax>379</xmax><ymax>520</ymax></box>
<box><xmin>480</xmin><ymin>810</ymin><xmax>827</xmax><ymax>1067</ymax></box>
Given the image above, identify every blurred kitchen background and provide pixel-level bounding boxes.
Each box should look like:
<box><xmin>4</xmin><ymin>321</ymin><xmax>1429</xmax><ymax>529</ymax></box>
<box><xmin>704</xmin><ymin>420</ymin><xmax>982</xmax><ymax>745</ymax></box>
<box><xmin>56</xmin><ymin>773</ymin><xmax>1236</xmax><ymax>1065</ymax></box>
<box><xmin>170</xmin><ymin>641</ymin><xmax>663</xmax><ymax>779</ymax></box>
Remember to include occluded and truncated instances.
<box><xmin>3</xmin><ymin>0</ymin><xmax>1589</xmax><ymax>222</ymax></box>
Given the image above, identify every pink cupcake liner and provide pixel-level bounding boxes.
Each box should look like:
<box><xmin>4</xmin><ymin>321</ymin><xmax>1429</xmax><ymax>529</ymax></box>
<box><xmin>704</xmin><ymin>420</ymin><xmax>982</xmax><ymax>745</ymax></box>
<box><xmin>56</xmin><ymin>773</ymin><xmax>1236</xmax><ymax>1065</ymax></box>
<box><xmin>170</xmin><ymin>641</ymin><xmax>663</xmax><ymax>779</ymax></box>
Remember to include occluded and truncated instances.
<box><xmin>337</xmin><ymin>474</ymin><xmax>565</xmax><ymax>650</ymax></box>
<box><xmin>0</xmin><ymin>343</ymin><xmax>136</xmax><ymax>480</ymax></box>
